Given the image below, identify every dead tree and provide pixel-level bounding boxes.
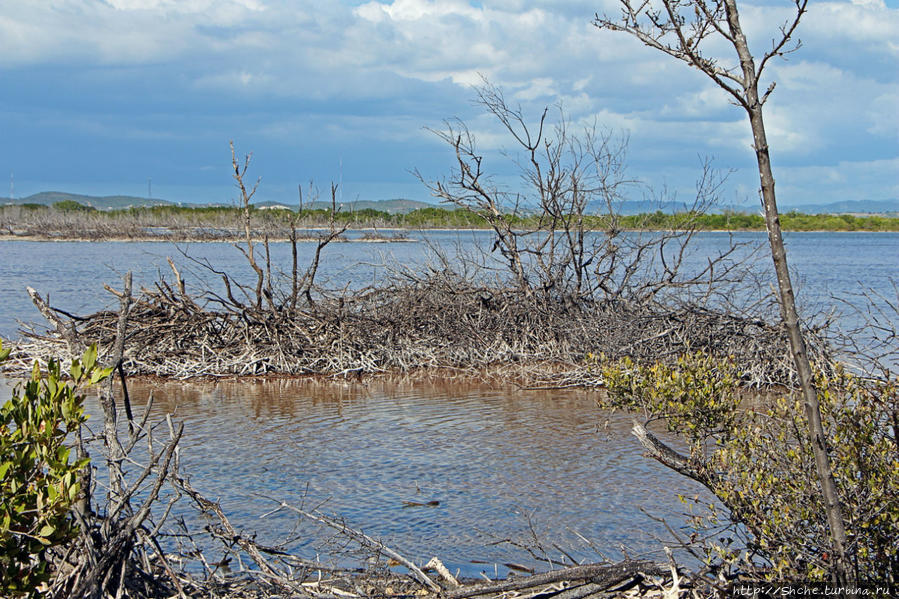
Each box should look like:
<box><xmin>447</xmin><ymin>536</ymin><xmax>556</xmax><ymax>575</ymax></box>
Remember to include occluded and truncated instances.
<box><xmin>420</xmin><ymin>80</ymin><xmax>746</xmax><ymax>308</ymax></box>
<box><xmin>289</xmin><ymin>182</ymin><xmax>309</xmax><ymax>312</ymax></box>
<box><xmin>594</xmin><ymin>0</ymin><xmax>851</xmax><ymax>582</ymax></box>
<box><xmin>230</xmin><ymin>140</ymin><xmax>267</xmax><ymax>310</ymax></box>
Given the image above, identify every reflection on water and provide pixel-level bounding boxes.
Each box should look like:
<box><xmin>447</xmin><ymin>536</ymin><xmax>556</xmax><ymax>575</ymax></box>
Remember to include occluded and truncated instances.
<box><xmin>13</xmin><ymin>376</ymin><xmax>711</xmax><ymax>575</ymax></box>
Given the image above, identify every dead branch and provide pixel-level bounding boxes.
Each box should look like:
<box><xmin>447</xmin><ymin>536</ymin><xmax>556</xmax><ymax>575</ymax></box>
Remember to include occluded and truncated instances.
<box><xmin>26</xmin><ymin>286</ymin><xmax>82</xmax><ymax>358</ymax></box>
<box><xmin>631</xmin><ymin>420</ymin><xmax>718</xmax><ymax>488</ymax></box>
<box><xmin>273</xmin><ymin>503</ymin><xmax>441</xmax><ymax>593</ymax></box>
<box><xmin>231</xmin><ymin>140</ymin><xmax>265</xmax><ymax>310</ymax></box>
<box><xmin>446</xmin><ymin>559</ymin><xmax>666</xmax><ymax>599</ymax></box>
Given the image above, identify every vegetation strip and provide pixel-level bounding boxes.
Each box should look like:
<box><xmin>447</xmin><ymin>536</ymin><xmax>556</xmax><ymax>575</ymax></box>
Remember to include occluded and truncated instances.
<box><xmin>2</xmin><ymin>202</ymin><xmax>898</xmax><ymax>242</ymax></box>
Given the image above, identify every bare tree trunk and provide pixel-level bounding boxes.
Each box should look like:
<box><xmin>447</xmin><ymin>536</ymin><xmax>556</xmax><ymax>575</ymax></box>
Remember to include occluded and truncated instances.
<box><xmin>290</xmin><ymin>183</ymin><xmax>303</xmax><ymax>312</ymax></box>
<box><xmin>230</xmin><ymin>141</ymin><xmax>265</xmax><ymax>310</ymax></box>
<box><xmin>721</xmin><ymin>0</ymin><xmax>850</xmax><ymax>581</ymax></box>
<box><xmin>595</xmin><ymin>0</ymin><xmax>851</xmax><ymax>581</ymax></box>
<box><xmin>98</xmin><ymin>272</ymin><xmax>133</xmax><ymax>504</ymax></box>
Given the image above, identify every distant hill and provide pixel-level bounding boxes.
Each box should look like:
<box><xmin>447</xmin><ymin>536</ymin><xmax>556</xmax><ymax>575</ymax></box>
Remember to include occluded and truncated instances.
<box><xmin>9</xmin><ymin>191</ymin><xmax>174</xmax><ymax>210</ymax></box>
<box><xmin>784</xmin><ymin>199</ymin><xmax>899</xmax><ymax>215</ymax></box>
<box><xmin>4</xmin><ymin>191</ymin><xmax>434</xmax><ymax>214</ymax></box>
<box><xmin>585</xmin><ymin>198</ymin><xmax>899</xmax><ymax>216</ymax></box>
<box><xmin>717</xmin><ymin>199</ymin><xmax>899</xmax><ymax>216</ymax></box>
<box><xmin>7</xmin><ymin>191</ymin><xmax>896</xmax><ymax>216</ymax></box>
<box><xmin>312</xmin><ymin>198</ymin><xmax>434</xmax><ymax>214</ymax></box>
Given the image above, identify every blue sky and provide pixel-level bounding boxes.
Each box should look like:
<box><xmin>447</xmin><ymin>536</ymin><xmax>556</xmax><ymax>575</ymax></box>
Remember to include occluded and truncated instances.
<box><xmin>1</xmin><ymin>0</ymin><xmax>896</xmax><ymax>208</ymax></box>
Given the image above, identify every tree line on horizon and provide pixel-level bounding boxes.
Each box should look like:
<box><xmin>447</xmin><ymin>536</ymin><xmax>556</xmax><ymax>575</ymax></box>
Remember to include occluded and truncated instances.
<box><xmin>3</xmin><ymin>200</ymin><xmax>898</xmax><ymax>233</ymax></box>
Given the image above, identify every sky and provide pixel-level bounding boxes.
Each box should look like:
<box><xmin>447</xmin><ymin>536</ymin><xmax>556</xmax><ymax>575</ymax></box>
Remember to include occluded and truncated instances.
<box><xmin>0</xmin><ymin>0</ymin><xmax>897</xmax><ymax>208</ymax></box>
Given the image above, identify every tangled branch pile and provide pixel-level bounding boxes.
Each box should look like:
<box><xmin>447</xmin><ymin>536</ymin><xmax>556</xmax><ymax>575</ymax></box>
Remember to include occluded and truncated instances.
<box><xmin>8</xmin><ymin>267</ymin><xmax>825</xmax><ymax>387</ymax></box>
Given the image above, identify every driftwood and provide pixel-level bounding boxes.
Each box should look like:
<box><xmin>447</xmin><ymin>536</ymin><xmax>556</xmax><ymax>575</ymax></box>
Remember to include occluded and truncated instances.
<box><xmin>445</xmin><ymin>560</ymin><xmax>667</xmax><ymax>599</ymax></box>
<box><xmin>26</xmin><ymin>286</ymin><xmax>83</xmax><ymax>356</ymax></box>
<box><xmin>273</xmin><ymin>503</ymin><xmax>442</xmax><ymax>593</ymax></box>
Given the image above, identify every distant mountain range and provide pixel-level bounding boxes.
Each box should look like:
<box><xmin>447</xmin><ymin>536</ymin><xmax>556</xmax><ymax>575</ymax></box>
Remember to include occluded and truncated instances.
<box><xmin>9</xmin><ymin>191</ymin><xmax>175</xmax><ymax>210</ymax></box>
<box><xmin>588</xmin><ymin>198</ymin><xmax>899</xmax><ymax>216</ymax></box>
<box><xmin>4</xmin><ymin>191</ymin><xmax>898</xmax><ymax>216</ymax></box>
<box><xmin>773</xmin><ymin>199</ymin><xmax>899</xmax><ymax>215</ymax></box>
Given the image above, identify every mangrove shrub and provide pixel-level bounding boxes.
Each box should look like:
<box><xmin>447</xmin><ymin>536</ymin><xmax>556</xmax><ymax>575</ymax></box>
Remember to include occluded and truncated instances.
<box><xmin>0</xmin><ymin>342</ymin><xmax>111</xmax><ymax>597</ymax></box>
<box><xmin>600</xmin><ymin>353</ymin><xmax>898</xmax><ymax>582</ymax></box>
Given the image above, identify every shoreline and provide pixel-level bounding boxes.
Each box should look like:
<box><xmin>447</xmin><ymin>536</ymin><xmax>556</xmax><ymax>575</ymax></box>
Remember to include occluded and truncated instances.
<box><xmin>0</xmin><ymin>233</ymin><xmax>418</xmax><ymax>243</ymax></box>
<box><xmin>0</xmin><ymin>360</ymin><xmax>587</xmax><ymax>389</ymax></box>
<box><xmin>1</xmin><ymin>228</ymin><xmax>896</xmax><ymax>243</ymax></box>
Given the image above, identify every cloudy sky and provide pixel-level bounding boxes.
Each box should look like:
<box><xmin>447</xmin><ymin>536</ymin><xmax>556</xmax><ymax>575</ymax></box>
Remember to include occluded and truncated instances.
<box><xmin>1</xmin><ymin>0</ymin><xmax>896</xmax><ymax>208</ymax></box>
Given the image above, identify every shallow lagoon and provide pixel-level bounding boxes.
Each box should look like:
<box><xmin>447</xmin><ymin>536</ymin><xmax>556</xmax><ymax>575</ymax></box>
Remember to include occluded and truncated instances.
<box><xmin>0</xmin><ymin>231</ymin><xmax>895</xmax><ymax>573</ymax></box>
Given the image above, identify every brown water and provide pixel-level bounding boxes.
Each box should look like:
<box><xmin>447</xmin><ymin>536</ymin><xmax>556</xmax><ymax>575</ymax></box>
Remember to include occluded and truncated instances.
<box><xmin>9</xmin><ymin>375</ymin><xmax>712</xmax><ymax>575</ymax></box>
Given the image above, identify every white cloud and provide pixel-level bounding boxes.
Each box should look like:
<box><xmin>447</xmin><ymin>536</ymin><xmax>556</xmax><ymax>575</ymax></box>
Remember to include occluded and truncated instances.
<box><xmin>811</xmin><ymin>0</ymin><xmax>899</xmax><ymax>51</ymax></box>
<box><xmin>105</xmin><ymin>0</ymin><xmax>210</xmax><ymax>11</ymax></box>
<box><xmin>0</xmin><ymin>0</ymin><xmax>896</xmax><ymax>206</ymax></box>
<box><xmin>356</xmin><ymin>0</ymin><xmax>485</xmax><ymax>22</ymax></box>
<box><xmin>867</xmin><ymin>93</ymin><xmax>899</xmax><ymax>137</ymax></box>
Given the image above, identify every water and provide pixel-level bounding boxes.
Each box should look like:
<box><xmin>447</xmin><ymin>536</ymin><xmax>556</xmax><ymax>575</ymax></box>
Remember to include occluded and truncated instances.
<box><xmin>0</xmin><ymin>232</ymin><xmax>896</xmax><ymax>573</ymax></box>
<box><xmin>1</xmin><ymin>376</ymin><xmax>711</xmax><ymax>575</ymax></box>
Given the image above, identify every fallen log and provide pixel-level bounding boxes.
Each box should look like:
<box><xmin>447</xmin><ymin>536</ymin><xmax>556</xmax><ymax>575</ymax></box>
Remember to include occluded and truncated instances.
<box><xmin>446</xmin><ymin>560</ymin><xmax>668</xmax><ymax>599</ymax></box>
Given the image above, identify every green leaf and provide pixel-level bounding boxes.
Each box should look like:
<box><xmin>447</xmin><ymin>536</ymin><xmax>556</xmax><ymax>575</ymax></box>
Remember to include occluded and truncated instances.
<box><xmin>38</xmin><ymin>523</ymin><xmax>55</xmax><ymax>538</ymax></box>
<box><xmin>70</xmin><ymin>360</ymin><xmax>83</xmax><ymax>382</ymax></box>
<box><xmin>82</xmin><ymin>344</ymin><xmax>97</xmax><ymax>374</ymax></box>
<box><xmin>48</xmin><ymin>358</ymin><xmax>61</xmax><ymax>379</ymax></box>
<box><xmin>89</xmin><ymin>366</ymin><xmax>114</xmax><ymax>385</ymax></box>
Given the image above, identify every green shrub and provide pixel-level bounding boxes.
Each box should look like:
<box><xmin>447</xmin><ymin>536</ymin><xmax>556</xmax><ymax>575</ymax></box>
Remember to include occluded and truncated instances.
<box><xmin>0</xmin><ymin>341</ymin><xmax>111</xmax><ymax>597</ymax></box>
<box><xmin>600</xmin><ymin>352</ymin><xmax>899</xmax><ymax>581</ymax></box>
<box><xmin>601</xmin><ymin>351</ymin><xmax>741</xmax><ymax>446</ymax></box>
<box><xmin>51</xmin><ymin>200</ymin><xmax>94</xmax><ymax>212</ymax></box>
